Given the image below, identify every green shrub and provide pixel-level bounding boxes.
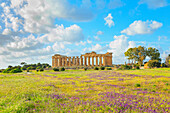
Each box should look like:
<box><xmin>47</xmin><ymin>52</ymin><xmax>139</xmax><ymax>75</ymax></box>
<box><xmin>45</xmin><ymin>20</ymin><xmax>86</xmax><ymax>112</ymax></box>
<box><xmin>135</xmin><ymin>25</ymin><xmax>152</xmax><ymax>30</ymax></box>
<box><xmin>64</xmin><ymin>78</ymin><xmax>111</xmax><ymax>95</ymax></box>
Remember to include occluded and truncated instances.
<box><xmin>21</xmin><ymin>67</ymin><xmax>27</xmax><ymax>70</ymax></box>
<box><xmin>53</xmin><ymin>68</ymin><xmax>59</xmax><ymax>71</ymax></box>
<box><xmin>133</xmin><ymin>64</ymin><xmax>140</xmax><ymax>69</ymax></box>
<box><xmin>106</xmin><ymin>67</ymin><xmax>112</xmax><ymax>70</ymax></box>
<box><xmin>27</xmin><ymin>70</ymin><xmax>29</xmax><ymax>72</ymax></box>
<box><xmin>100</xmin><ymin>67</ymin><xmax>105</xmax><ymax>70</ymax></box>
<box><xmin>36</xmin><ymin>70</ymin><xmax>39</xmax><ymax>72</ymax></box>
<box><xmin>10</xmin><ymin>68</ymin><xmax>22</xmax><ymax>73</ymax></box>
<box><xmin>40</xmin><ymin>68</ymin><xmax>44</xmax><ymax>72</ymax></box>
<box><xmin>121</xmin><ymin>65</ymin><xmax>132</xmax><ymax>70</ymax></box>
<box><xmin>36</xmin><ymin>66</ymin><xmax>42</xmax><ymax>70</ymax></box>
<box><xmin>27</xmin><ymin>67</ymin><xmax>32</xmax><ymax>71</ymax></box>
<box><xmin>60</xmin><ymin>67</ymin><xmax>65</xmax><ymax>71</ymax></box>
<box><xmin>161</xmin><ymin>63</ymin><xmax>166</xmax><ymax>67</ymax></box>
<box><xmin>148</xmin><ymin>60</ymin><xmax>161</xmax><ymax>68</ymax></box>
<box><xmin>94</xmin><ymin>67</ymin><xmax>99</xmax><ymax>70</ymax></box>
<box><xmin>3</xmin><ymin>68</ymin><xmax>12</xmax><ymax>73</ymax></box>
<box><xmin>0</xmin><ymin>70</ymin><xmax>2</xmax><ymax>73</ymax></box>
<box><xmin>84</xmin><ymin>68</ymin><xmax>87</xmax><ymax>71</ymax></box>
<box><xmin>135</xmin><ymin>83</ymin><xmax>141</xmax><ymax>87</ymax></box>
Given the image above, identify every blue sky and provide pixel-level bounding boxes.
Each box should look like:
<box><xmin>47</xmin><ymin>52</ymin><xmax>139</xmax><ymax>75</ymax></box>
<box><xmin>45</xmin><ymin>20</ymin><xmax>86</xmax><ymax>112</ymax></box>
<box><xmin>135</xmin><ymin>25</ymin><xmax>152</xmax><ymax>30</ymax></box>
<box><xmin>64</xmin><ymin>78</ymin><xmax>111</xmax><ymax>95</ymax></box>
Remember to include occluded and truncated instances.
<box><xmin>0</xmin><ymin>0</ymin><xmax>169</xmax><ymax>68</ymax></box>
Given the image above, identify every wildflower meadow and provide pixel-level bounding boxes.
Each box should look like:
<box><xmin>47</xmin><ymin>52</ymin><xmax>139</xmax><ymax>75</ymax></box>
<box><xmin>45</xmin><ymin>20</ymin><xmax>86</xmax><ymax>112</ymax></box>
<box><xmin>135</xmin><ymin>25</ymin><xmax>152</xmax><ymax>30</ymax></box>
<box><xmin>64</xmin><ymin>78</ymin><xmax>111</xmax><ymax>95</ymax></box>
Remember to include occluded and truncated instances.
<box><xmin>0</xmin><ymin>68</ymin><xmax>169</xmax><ymax>112</ymax></box>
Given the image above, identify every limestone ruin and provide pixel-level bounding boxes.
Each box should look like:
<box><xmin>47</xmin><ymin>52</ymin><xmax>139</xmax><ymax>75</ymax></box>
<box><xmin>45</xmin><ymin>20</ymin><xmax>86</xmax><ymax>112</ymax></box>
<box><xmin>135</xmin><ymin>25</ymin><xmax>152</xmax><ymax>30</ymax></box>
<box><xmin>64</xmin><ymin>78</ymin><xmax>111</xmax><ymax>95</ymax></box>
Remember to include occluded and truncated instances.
<box><xmin>52</xmin><ymin>51</ymin><xmax>112</xmax><ymax>68</ymax></box>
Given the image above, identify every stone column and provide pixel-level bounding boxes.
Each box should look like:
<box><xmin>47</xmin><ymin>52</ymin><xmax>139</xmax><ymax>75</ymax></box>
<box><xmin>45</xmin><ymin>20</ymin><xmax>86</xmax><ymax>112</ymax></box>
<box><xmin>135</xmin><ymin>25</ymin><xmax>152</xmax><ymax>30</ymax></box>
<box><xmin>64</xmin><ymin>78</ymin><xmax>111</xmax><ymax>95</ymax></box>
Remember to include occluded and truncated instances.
<box><xmin>76</xmin><ymin>56</ymin><xmax>79</xmax><ymax>66</ymax></box>
<box><xmin>92</xmin><ymin>56</ymin><xmax>94</xmax><ymax>66</ymax></box>
<box><xmin>69</xmin><ymin>57</ymin><xmax>71</xmax><ymax>66</ymax></box>
<box><xmin>99</xmin><ymin>56</ymin><xmax>102</xmax><ymax>66</ymax></box>
<box><xmin>88</xmin><ymin>56</ymin><xmax>90</xmax><ymax>66</ymax></box>
<box><xmin>72</xmin><ymin>57</ymin><xmax>75</xmax><ymax>66</ymax></box>
<box><xmin>80</xmin><ymin>56</ymin><xmax>83</xmax><ymax>66</ymax></box>
<box><xmin>65</xmin><ymin>57</ymin><xmax>67</xmax><ymax>66</ymax></box>
<box><xmin>84</xmin><ymin>56</ymin><xmax>87</xmax><ymax>66</ymax></box>
<box><xmin>52</xmin><ymin>56</ymin><xmax>54</xmax><ymax>67</ymax></box>
<box><xmin>62</xmin><ymin>57</ymin><xmax>65</xmax><ymax>66</ymax></box>
<box><xmin>59</xmin><ymin>57</ymin><xmax>62</xmax><ymax>67</ymax></box>
<box><xmin>56</xmin><ymin>57</ymin><xmax>58</xmax><ymax>67</ymax></box>
<box><xmin>103</xmin><ymin>56</ymin><xmax>106</xmax><ymax>66</ymax></box>
<box><xmin>96</xmin><ymin>56</ymin><xmax>98</xmax><ymax>66</ymax></box>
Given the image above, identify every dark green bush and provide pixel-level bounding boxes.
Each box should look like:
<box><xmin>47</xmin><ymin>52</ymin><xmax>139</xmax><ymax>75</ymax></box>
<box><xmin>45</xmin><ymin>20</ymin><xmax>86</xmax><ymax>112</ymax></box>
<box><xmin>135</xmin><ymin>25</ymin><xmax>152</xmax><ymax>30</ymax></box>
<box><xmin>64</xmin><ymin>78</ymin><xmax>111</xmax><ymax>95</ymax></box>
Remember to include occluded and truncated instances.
<box><xmin>60</xmin><ymin>67</ymin><xmax>65</xmax><ymax>71</ymax></box>
<box><xmin>94</xmin><ymin>67</ymin><xmax>99</xmax><ymax>70</ymax></box>
<box><xmin>84</xmin><ymin>68</ymin><xmax>87</xmax><ymax>71</ymax></box>
<box><xmin>53</xmin><ymin>68</ymin><xmax>59</xmax><ymax>71</ymax></box>
<box><xmin>21</xmin><ymin>67</ymin><xmax>27</xmax><ymax>70</ymax></box>
<box><xmin>148</xmin><ymin>60</ymin><xmax>161</xmax><ymax>68</ymax></box>
<box><xmin>36</xmin><ymin>66</ymin><xmax>42</xmax><ymax>70</ymax></box>
<box><xmin>40</xmin><ymin>68</ymin><xmax>44</xmax><ymax>72</ymax></box>
<box><xmin>121</xmin><ymin>65</ymin><xmax>132</xmax><ymax>70</ymax></box>
<box><xmin>133</xmin><ymin>64</ymin><xmax>140</xmax><ymax>69</ymax></box>
<box><xmin>9</xmin><ymin>68</ymin><xmax>22</xmax><ymax>73</ymax></box>
<box><xmin>135</xmin><ymin>83</ymin><xmax>141</xmax><ymax>87</ymax></box>
<box><xmin>36</xmin><ymin>70</ymin><xmax>39</xmax><ymax>72</ymax></box>
<box><xmin>27</xmin><ymin>70</ymin><xmax>29</xmax><ymax>72</ymax></box>
<box><xmin>106</xmin><ymin>67</ymin><xmax>112</xmax><ymax>70</ymax></box>
<box><xmin>161</xmin><ymin>63</ymin><xmax>166</xmax><ymax>67</ymax></box>
<box><xmin>100</xmin><ymin>67</ymin><xmax>105</xmax><ymax>70</ymax></box>
<box><xmin>3</xmin><ymin>68</ymin><xmax>12</xmax><ymax>73</ymax></box>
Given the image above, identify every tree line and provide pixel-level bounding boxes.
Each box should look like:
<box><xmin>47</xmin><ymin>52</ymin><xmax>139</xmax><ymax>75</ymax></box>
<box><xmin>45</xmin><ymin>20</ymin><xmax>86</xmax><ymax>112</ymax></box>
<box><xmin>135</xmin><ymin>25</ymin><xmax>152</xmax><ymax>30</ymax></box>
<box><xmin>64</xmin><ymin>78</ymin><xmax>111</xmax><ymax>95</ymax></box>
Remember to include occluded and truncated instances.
<box><xmin>124</xmin><ymin>46</ymin><xmax>169</xmax><ymax>68</ymax></box>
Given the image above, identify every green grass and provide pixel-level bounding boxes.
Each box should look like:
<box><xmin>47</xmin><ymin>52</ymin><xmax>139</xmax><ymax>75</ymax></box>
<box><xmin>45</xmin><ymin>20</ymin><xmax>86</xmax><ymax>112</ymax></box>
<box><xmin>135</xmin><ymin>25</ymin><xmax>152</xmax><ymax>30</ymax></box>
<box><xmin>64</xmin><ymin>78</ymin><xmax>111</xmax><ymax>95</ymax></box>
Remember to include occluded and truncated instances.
<box><xmin>0</xmin><ymin>68</ymin><xmax>169</xmax><ymax>112</ymax></box>
<box><xmin>116</xmin><ymin>68</ymin><xmax>170</xmax><ymax>77</ymax></box>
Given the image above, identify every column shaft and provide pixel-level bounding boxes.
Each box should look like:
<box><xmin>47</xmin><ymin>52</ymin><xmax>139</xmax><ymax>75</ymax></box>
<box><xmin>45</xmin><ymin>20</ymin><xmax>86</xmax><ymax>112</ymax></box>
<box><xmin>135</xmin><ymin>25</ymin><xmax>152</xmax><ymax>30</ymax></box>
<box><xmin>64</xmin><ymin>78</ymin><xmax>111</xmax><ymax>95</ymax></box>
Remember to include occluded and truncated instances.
<box><xmin>99</xmin><ymin>56</ymin><xmax>102</xmax><ymax>66</ymax></box>
<box><xmin>92</xmin><ymin>56</ymin><xmax>94</xmax><ymax>66</ymax></box>
<box><xmin>96</xmin><ymin>56</ymin><xmax>98</xmax><ymax>66</ymax></box>
<box><xmin>88</xmin><ymin>56</ymin><xmax>90</xmax><ymax>66</ymax></box>
<box><xmin>84</xmin><ymin>56</ymin><xmax>87</xmax><ymax>66</ymax></box>
<box><xmin>80</xmin><ymin>56</ymin><xmax>83</xmax><ymax>66</ymax></box>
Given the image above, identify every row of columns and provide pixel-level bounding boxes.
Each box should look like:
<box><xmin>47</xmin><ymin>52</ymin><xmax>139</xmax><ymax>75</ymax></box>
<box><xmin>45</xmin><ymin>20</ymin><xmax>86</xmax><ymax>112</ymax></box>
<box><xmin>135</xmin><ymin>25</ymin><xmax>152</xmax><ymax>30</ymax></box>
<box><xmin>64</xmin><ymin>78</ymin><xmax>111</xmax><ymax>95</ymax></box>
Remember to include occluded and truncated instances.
<box><xmin>52</xmin><ymin>56</ymin><xmax>107</xmax><ymax>67</ymax></box>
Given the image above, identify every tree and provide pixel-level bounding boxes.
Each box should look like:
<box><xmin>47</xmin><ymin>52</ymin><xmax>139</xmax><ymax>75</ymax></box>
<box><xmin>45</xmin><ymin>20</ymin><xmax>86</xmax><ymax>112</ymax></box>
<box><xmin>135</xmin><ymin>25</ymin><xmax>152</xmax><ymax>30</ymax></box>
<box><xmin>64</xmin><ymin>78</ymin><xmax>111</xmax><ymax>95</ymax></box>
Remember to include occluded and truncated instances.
<box><xmin>20</xmin><ymin>62</ymin><xmax>26</xmax><ymax>65</ymax></box>
<box><xmin>165</xmin><ymin>54</ymin><xmax>170</xmax><ymax>67</ymax></box>
<box><xmin>147</xmin><ymin>47</ymin><xmax>161</xmax><ymax>62</ymax></box>
<box><xmin>124</xmin><ymin>46</ymin><xmax>147</xmax><ymax>65</ymax></box>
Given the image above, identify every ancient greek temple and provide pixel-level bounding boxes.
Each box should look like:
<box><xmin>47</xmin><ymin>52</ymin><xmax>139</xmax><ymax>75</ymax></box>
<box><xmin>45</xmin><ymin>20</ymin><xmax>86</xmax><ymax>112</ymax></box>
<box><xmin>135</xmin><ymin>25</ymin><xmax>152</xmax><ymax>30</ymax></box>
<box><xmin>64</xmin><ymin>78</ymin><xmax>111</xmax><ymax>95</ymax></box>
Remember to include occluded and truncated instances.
<box><xmin>52</xmin><ymin>51</ymin><xmax>112</xmax><ymax>68</ymax></box>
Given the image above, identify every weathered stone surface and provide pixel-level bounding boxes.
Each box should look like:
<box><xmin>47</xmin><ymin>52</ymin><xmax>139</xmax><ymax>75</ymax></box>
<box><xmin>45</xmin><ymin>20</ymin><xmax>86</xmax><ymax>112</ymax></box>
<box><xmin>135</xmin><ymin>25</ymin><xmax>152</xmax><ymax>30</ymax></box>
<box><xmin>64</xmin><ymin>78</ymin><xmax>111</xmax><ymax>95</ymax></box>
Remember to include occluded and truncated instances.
<box><xmin>52</xmin><ymin>51</ymin><xmax>112</xmax><ymax>68</ymax></box>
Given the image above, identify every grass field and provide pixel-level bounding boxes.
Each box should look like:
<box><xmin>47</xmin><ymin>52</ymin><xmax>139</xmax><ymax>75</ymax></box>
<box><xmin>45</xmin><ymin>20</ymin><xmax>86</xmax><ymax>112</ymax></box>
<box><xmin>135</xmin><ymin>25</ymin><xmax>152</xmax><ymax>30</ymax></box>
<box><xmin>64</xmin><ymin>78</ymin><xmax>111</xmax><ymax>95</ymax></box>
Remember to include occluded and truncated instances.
<box><xmin>0</xmin><ymin>68</ymin><xmax>169</xmax><ymax>112</ymax></box>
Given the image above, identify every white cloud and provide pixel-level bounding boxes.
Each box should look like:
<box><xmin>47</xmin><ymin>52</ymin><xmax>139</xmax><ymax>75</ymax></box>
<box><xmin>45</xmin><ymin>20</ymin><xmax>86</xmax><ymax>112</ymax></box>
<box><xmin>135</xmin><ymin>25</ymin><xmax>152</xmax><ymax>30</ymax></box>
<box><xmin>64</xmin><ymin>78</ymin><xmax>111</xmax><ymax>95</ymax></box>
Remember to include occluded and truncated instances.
<box><xmin>87</xmin><ymin>40</ymin><xmax>92</xmax><ymax>44</ymax></box>
<box><xmin>46</xmin><ymin>24</ymin><xmax>84</xmax><ymax>43</ymax></box>
<box><xmin>139</xmin><ymin>0</ymin><xmax>168</xmax><ymax>9</ymax></box>
<box><xmin>84</xmin><ymin>44</ymin><xmax>108</xmax><ymax>53</ymax></box>
<box><xmin>6</xmin><ymin>34</ymin><xmax>44</xmax><ymax>51</ymax></box>
<box><xmin>108</xmin><ymin>0</ymin><xmax>125</xmax><ymax>9</ymax></box>
<box><xmin>121</xmin><ymin>20</ymin><xmax>163</xmax><ymax>35</ymax></box>
<box><xmin>97</xmin><ymin>31</ymin><xmax>104</xmax><ymax>35</ymax></box>
<box><xmin>94</xmin><ymin>36</ymin><xmax>100</xmax><ymax>41</ymax></box>
<box><xmin>104</xmin><ymin>13</ymin><xmax>115</xmax><ymax>27</ymax></box>
<box><xmin>108</xmin><ymin>35</ymin><xmax>136</xmax><ymax>63</ymax></box>
<box><xmin>75</xmin><ymin>41</ymin><xmax>86</xmax><ymax>46</ymax></box>
<box><xmin>10</xmin><ymin>0</ymin><xmax>93</xmax><ymax>33</ymax></box>
<box><xmin>2</xmin><ymin>28</ymin><xmax>12</xmax><ymax>35</ymax></box>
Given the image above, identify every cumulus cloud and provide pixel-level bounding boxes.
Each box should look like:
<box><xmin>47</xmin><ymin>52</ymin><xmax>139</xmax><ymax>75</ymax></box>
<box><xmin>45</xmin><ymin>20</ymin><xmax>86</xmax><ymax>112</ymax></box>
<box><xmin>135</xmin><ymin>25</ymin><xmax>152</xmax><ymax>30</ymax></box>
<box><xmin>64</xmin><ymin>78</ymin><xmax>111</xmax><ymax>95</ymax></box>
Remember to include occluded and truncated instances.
<box><xmin>2</xmin><ymin>28</ymin><xmax>12</xmax><ymax>35</ymax></box>
<box><xmin>97</xmin><ymin>31</ymin><xmax>104</xmax><ymax>35</ymax></box>
<box><xmin>45</xmin><ymin>24</ymin><xmax>84</xmax><ymax>43</ymax></box>
<box><xmin>94</xmin><ymin>36</ymin><xmax>100</xmax><ymax>41</ymax></box>
<box><xmin>104</xmin><ymin>13</ymin><xmax>115</xmax><ymax>27</ymax></box>
<box><xmin>84</xmin><ymin>44</ymin><xmax>108</xmax><ymax>53</ymax></box>
<box><xmin>121</xmin><ymin>20</ymin><xmax>163</xmax><ymax>35</ymax></box>
<box><xmin>139</xmin><ymin>0</ymin><xmax>168</xmax><ymax>9</ymax></box>
<box><xmin>108</xmin><ymin>35</ymin><xmax>136</xmax><ymax>63</ymax></box>
<box><xmin>9</xmin><ymin>0</ymin><xmax>93</xmax><ymax>33</ymax></box>
<box><xmin>108</xmin><ymin>0</ymin><xmax>125</xmax><ymax>9</ymax></box>
<box><xmin>6</xmin><ymin>34</ymin><xmax>44</xmax><ymax>51</ymax></box>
